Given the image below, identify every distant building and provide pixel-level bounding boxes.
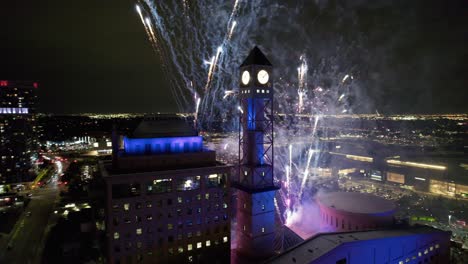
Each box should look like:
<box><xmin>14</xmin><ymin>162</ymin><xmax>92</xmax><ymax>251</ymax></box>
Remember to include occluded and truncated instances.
<box><xmin>266</xmin><ymin>225</ymin><xmax>451</xmax><ymax>264</ymax></box>
<box><xmin>0</xmin><ymin>80</ymin><xmax>39</xmax><ymax>184</ymax></box>
<box><xmin>101</xmin><ymin>117</ymin><xmax>232</xmax><ymax>264</ymax></box>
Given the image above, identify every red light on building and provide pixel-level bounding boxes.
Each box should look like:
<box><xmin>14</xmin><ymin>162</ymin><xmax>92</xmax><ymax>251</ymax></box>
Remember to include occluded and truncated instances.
<box><xmin>33</xmin><ymin>82</ymin><xmax>38</xmax><ymax>89</ymax></box>
<box><xmin>0</xmin><ymin>80</ymin><xmax>8</xmax><ymax>86</ymax></box>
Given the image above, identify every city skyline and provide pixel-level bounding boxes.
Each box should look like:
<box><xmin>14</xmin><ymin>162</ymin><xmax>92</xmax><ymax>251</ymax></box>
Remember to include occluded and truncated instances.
<box><xmin>0</xmin><ymin>0</ymin><xmax>466</xmax><ymax>114</ymax></box>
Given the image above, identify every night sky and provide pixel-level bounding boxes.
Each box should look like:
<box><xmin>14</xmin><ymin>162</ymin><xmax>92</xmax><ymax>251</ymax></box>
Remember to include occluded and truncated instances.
<box><xmin>0</xmin><ymin>0</ymin><xmax>466</xmax><ymax>114</ymax></box>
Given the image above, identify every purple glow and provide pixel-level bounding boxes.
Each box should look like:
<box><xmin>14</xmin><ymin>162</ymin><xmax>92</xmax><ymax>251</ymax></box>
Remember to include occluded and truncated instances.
<box><xmin>0</xmin><ymin>107</ymin><xmax>29</xmax><ymax>114</ymax></box>
<box><xmin>123</xmin><ymin>136</ymin><xmax>203</xmax><ymax>154</ymax></box>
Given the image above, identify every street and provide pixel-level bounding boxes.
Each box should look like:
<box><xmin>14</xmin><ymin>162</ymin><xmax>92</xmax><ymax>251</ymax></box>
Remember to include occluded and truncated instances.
<box><xmin>0</xmin><ymin>159</ymin><xmax>66</xmax><ymax>264</ymax></box>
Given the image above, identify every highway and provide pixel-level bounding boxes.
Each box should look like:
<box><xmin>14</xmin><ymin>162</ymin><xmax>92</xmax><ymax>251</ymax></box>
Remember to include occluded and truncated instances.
<box><xmin>0</xmin><ymin>159</ymin><xmax>66</xmax><ymax>264</ymax></box>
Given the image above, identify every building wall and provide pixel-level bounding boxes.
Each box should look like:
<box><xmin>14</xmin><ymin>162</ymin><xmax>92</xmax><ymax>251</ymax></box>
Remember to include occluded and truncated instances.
<box><xmin>318</xmin><ymin>204</ymin><xmax>394</xmax><ymax>232</ymax></box>
<box><xmin>104</xmin><ymin>165</ymin><xmax>231</xmax><ymax>264</ymax></box>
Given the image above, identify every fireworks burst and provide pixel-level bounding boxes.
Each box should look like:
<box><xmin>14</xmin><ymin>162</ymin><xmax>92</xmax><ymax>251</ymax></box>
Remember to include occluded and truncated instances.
<box><xmin>135</xmin><ymin>0</ymin><xmax>370</xmax><ymax>229</ymax></box>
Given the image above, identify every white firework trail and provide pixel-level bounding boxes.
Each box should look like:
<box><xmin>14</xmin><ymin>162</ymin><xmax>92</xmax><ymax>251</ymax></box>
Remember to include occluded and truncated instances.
<box><xmin>228</xmin><ymin>20</ymin><xmax>237</xmax><ymax>40</ymax></box>
<box><xmin>297</xmin><ymin>55</ymin><xmax>308</xmax><ymax>112</ymax></box>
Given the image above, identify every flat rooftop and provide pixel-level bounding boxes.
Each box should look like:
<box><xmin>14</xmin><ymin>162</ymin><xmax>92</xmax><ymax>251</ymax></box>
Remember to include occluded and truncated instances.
<box><xmin>317</xmin><ymin>192</ymin><xmax>396</xmax><ymax>215</ymax></box>
<box><xmin>100</xmin><ymin>159</ymin><xmax>231</xmax><ymax>177</ymax></box>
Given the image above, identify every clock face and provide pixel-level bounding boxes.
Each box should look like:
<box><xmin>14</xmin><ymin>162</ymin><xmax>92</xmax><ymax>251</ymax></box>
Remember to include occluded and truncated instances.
<box><xmin>241</xmin><ymin>70</ymin><xmax>250</xmax><ymax>85</ymax></box>
<box><xmin>257</xmin><ymin>69</ymin><xmax>269</xmax><ymax>84</ymax></box>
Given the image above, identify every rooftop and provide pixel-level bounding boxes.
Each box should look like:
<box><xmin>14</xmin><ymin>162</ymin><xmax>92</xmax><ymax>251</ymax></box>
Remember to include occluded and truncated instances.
<box><xmin>240</xmin><ymin>46</ymin><xmax>273</xmax><ymax>67</ymax></box>
<box><xmin>129</xmin><ymin>118</ymin><xmax>197</xmax><ymax>138</ymax></box>
<box><xmin>317</xmin><ymin>192</ymin><xmax>396</xmax><ymax>215</ymax></box>
<box><xmin>265</xmin><ymin>225</ymin><xmax>449</xmax><ymax>264</ymax></box>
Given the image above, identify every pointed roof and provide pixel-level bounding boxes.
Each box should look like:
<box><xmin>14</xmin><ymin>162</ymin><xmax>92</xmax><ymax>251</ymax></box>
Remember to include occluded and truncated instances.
<box><xmin>240</xmin><ymin>46</ymin><xmax>273</xmax><ymax>67</ymax></box>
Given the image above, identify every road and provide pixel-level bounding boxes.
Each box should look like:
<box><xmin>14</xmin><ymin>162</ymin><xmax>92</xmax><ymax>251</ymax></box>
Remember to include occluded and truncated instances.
<box><xmin>0</xmin><ymin>159</ymin><xmax>67</xmax><ymax>264</ymax></box>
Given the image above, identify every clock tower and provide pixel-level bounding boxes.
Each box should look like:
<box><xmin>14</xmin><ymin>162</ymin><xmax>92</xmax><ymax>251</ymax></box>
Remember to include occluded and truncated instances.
<box><xmin>234</xmin><ymin>46</ymin><xmax>280</xmax><ymax>258</ymax></box>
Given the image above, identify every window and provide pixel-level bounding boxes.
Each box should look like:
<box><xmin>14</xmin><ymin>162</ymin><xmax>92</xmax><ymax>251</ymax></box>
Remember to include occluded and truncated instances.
<box><xmin>206</xmin><ymin>174</ymin><xmax>227</xmax><ymax>188</ymax></box>
<box><xmin>136</xmin><ymin>202</ymin><xmax>142</xmax><ymax>209</ymax></box>
<box><xmin>147</xmin><ymin>215</ymin><xmax>152</xmax><ymax>220</ymax></box>
<box><xmin>223</xmin><ymin>203</ymin><xmax>228</xmax><ymax>209</ymax></box>
<box><xmin>168</xmin><ymin>248</ymin><xmax>174</xmax><ymax>255</ymax></box>
<box><xmin>168</xmin><ymin>224</ymin><xmax>173</xmax><ymax>230</ymax></box>
<box><xmin>112</xmin><ymin>183</ymin><xmax>141</xmax><ymax>198</ymax></box>
<box><xmin>197</xmin><ymin>242</ymin><xmax>202</xmax><ymax>249</ymax></box>
<box><xmin>196</xmin><ymin>194</ymin><xmax>201</xmax><ymax>200</ymax></box>
<box><xmin>147</xmin><ymin>179</ymin><xmax>172</xmax><ymax>194</ymax></box>
<box><xmin>124</xmin><ymin>203</ymin><xmax>130</xmax><ymax>211</ymax></box>
<box><xmin>188</xmin><ymin>244</ymin><xmax>193</xmax><ymax>251</ymax></box>
<box><xmin>137</xmin><ymin>242</ymin><xmax>142</xmax><ymax>248</ymax></box>
<box><xmin>261</xmin><ymin>204</ymin><xmax>265</xmax><ymax>211</ymax></box>
<box><xmin>114</xmin><ymin>232</ymin><xmax>119</xmax><ymax>239</ymax></box>
<box><xmin>206</xmin><ymin>240</ymin><xmax>211</xmax><ymax>247</ymax></box>
<box><xmin>223</xmin><ymin>236</ymin><xmax>228</xmax><ymax>243</ymax></box>
<box><xmin>113</xmin><ymin>217</ymin><xmax>119</xmax><ymax>226</ymax></box>
<box><xmin>187</xmin><ymin>232</ymin><xmax>192</xmax><ymax>238</ymax></box>
<box><xmin>176</xmin><ymin>176</ymin><xmax>200</xmax><ymax>191</ymax></box>
<box><xmin>146</xmin><ymin>201</ymin><xmax>152</xmax><ymax>208</ymax></box>
<box><xmin>136</xmin><ymin>228</ymin><xmax>142</xmax><ymax>235</ymax></box>
<box><xmin>178</xmin><ymin>197</ymin><xmax>183</xmax><ymax>203</ymax></box>
<box><xmin>196</xmin><ymin>231</ymin><xmax>201</xmax><ymax>237</ymax></box>
<box><xmin>205</xmin><ymin>193</ymin><xmax>210</xmax><ymax>200</ymax></box>
<box><xmin>336</xmin><ymin>258</ymin><xmax>347</xmax><ymax>264</ymax></box>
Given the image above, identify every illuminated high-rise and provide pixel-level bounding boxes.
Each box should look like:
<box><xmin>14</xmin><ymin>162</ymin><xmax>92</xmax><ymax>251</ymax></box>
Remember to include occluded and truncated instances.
<box><xmin>0</xmin><ymin>80</ymin><xmax>39</xmax><ymax>184</ymax></box>
<box><xmin>101</xmin><ymin>117</ymin><xmax>232</xmax><ymax>264</ymax></box>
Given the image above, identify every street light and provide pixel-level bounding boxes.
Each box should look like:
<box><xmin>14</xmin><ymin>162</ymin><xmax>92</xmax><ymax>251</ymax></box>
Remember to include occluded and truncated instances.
<box><xmin>448</xmin><ymin>214</ymin><xmax>452</xmax><ymax>225</ymax></box>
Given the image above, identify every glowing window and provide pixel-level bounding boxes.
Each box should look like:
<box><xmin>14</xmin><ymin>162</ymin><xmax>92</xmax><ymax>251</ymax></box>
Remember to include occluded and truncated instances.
<box><xmin>124</xmin><ymin>203</ymin><xmax>130</xmax><ymax>211</ymax></box>
<box><xmin>223</xmin><ymin>203</ymin><xmax>228</xmax><ymax>209</ymax></box>
<box><xmin>197</xmin><ymin>242</ymin><xmax>202</xmax><ymax>249</ymax></box>
<box><xmin>178</xmin><ymin>246</ymin><xmax>183</xmax><ymax>253</ymax></box>
<box><xmin>206</xmin><ymin>240</ymin><xmax>211</xmax><ymax>247</ymax></box>
<box><xmin>167</xmin><ymin>224</ymin><xmax>173</xmax><ymax>230</ymax></box>
<box><xmin>178</xmin><ymin>197</ymin><xmax>183</xmax><ymax>203</ymax></box>
<box><xmin>430</xmin><ymin>246</ymin><xmax>433</xmax><ymax>251</ymax></box>
<box><xmin>262</xmin><ymin>204</ymin><xmax>265</xmax><ymax>211</ymax></box>
<box><xmin>188</xmin><ymin>244</ymin><xmax>193</xmax><ymax>251</ymax></box>
<box><xmin>205</xmin><ymin>193</ymin><xmax>210</xmax><ymax>200</ymax></box>
<box><xmin>113</xmin><ymin>232</ymin><xmax>119</xmax><ymax>239</ymax></box>
<box><xmin>261</xmin><ymin>89</ymin><xmax>264</xmax><ymax>93</ymax></box>
<box><xmin>223</xmin><ymin>236</ymin><xmax>228</xmax><ymax>243</ymax></box>
<box><xmin>261</xmin><ymin>227</ymin><xmax>265</xmax><ymax>233</ymax></box>
<box><xmin>256</xmin><ymin>89</ymin><xmax>260</xmax><ymax>93</ymax></box>
<box><xmin>136</xmin><ymin>228</ymin><xmax>142</xmax><ymax>235</ymax></box>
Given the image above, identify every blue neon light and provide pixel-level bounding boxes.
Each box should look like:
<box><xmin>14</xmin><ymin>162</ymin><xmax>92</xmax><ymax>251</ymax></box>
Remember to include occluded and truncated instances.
<box><xmin>247</xmin><ymin>98</ymin><xmax>255</xmax><ymax>130</ymax></box>
<box><xmin>124</xmin><ymin>136</ymin><xmax>203</xmax><ymax>155</ymax></box>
